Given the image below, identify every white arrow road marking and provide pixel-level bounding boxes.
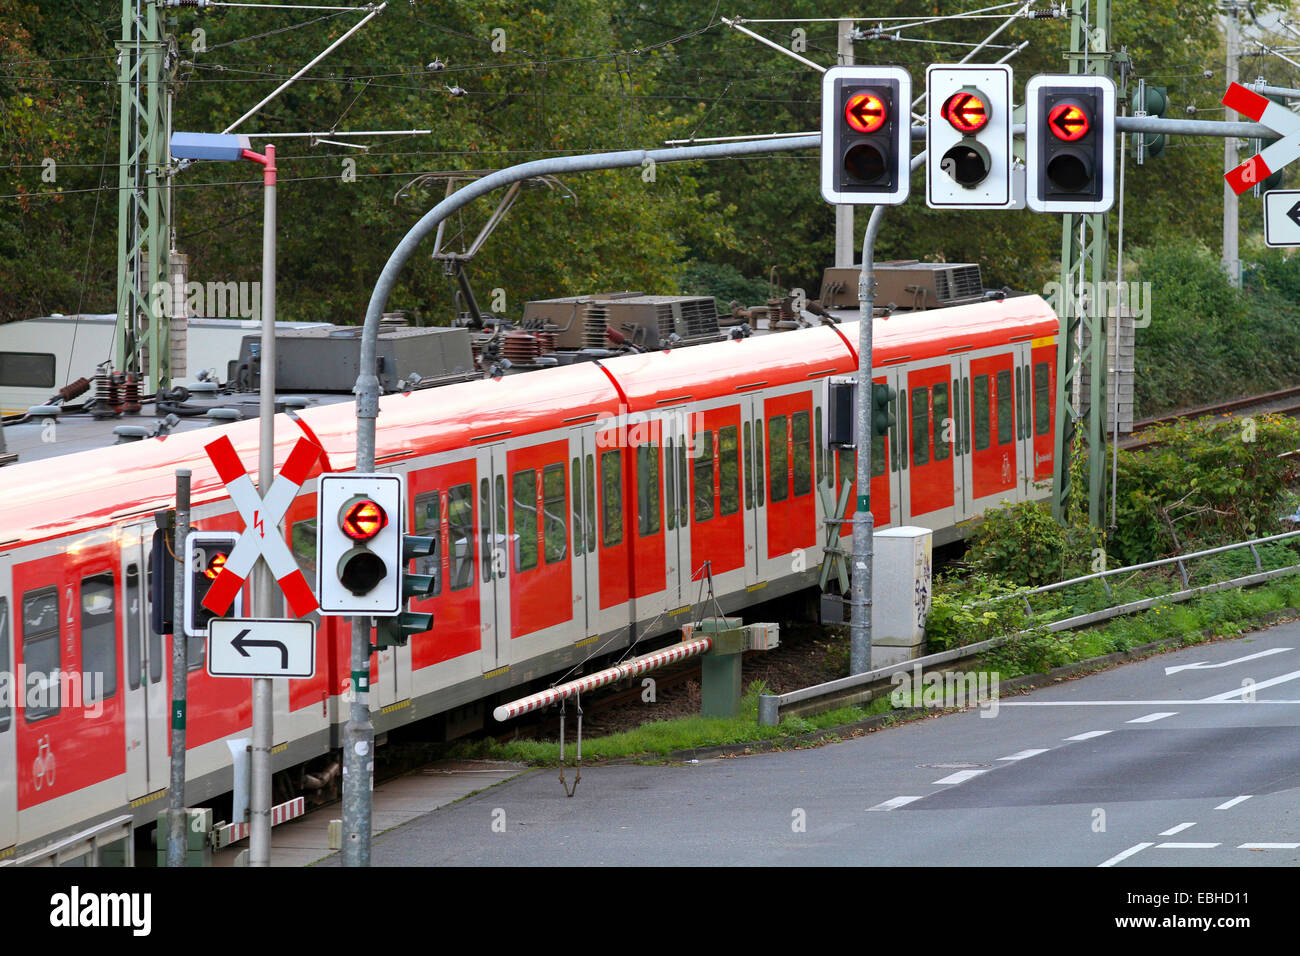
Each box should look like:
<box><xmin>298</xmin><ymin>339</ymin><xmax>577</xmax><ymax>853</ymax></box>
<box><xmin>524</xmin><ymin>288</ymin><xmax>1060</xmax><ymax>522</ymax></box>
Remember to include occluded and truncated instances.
<box><xmin>1216</xmin><ymin>795</ymin><xmax>1252</xmax><ymax>810</ymax></box>
<box><xmin>1202</xmin><ymin>669</ymin><xmax>1300</xmax><ymax>701</ymax></box>
<box><xmin>866</xmin><ymin>796</ymin><xmax>924</xmax><ymax>811</ymax></box>
<box><xmin>1159</xmin><ymin>822</ymin><xmax>1197</xmax><ymax>836</ymax></box>
<box><xmin>1098</xmin><ymin>843</ymin><xmax>1153</xmax><ymax>867</ymax></box>
<box><xmin>1165</xmin><ymin>646</ymin><xmax>1291</xmax><ymax>676</ymax></box>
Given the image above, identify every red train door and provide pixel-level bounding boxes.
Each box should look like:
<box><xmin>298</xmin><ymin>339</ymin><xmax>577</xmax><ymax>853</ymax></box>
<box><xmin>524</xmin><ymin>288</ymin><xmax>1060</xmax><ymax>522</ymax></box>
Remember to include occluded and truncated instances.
<box><xmin>762</xmin><ymin>391</ymin><xmax>818</xmax><ymax>573</ymax></box>
<box><xmin>1029</xmin><ymin>339</ymin><xmax>1057</xmax><ymax>483</ymax></box>
<box><xmin>963</xmin><ymin>352</ymin><xmax>1017</xmax><ymax>508</ymax></box>
<box><xmin>689</xmin><ymin>401</ymin><xmax>746</xmax><ymax>594</ymax></box>
<box><xmin>475</xmin><ymin>444</ymin><xmax>511</xmax><ymax>673</ymax></box>
<box><xmin>904</xmin><ymin>364</ymin><xmax>956</xmax><ymax>526</ymax></box>
<box><xmin>0</xmin><ymin>553</ymin><xmax>14</xmax><ymax>854</ymax></box>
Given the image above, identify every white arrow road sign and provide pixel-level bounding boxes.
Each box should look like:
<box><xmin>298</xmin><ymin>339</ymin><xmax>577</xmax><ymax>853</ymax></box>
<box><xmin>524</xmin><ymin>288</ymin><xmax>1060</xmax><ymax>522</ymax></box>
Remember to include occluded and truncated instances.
<box><xmin>1165</xmin><ymin>646</ymin><xmax>1291</xmax><ymax>677</ymax></box>
<box><xmin>208</xmin><ymin>618</ymin><xmax>316</xmax><ymax>679</ymax></box>
<box><xmin>1263</xmin><ymin>190</ymin><xmax>1300</xmax><ymax>247</ymax></box>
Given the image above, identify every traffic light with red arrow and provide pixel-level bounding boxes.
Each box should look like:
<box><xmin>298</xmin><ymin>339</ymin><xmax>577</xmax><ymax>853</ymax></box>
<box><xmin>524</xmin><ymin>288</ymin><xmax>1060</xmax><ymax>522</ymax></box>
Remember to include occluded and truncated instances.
<box><xmin>926</xmin><ymin>64</ymin><xmax>1014</xmax><ymax>208</ymax></box>
<box><xmin>1026</xmin><ymin>74</ymin><xmax>1116</xmax><ymax>213</ymax></box>
<box><xmin>821</xmin><ymin>66</ymin><xmax>911</xmax><ymax>205</ymax></box>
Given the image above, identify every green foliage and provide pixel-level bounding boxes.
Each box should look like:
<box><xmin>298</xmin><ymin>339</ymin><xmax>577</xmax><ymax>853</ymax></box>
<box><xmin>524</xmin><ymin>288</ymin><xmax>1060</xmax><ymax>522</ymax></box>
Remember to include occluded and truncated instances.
<box><xmin>924</xmin><ymin>571</ymin><xmax>1032</xmax><ymax>651</ymax></box>
<box><xmin>1109</xmin><ymin>415</ymin><xmax>1300</xmax><ymax>565</ymax></box>
<box><xmin>677</xmin><ymin>260</ymin><xmax>773</xmax><ymax>311</ymax></box>
<box><xmin>966</xmin><ymin>500</ymin><xmax>1067</xmax><ymax>586</ymax></box>
<box><xmin>985</xmin><ymin>630</ymin><xmax>1078</xmax><ymax>675</ymax></box>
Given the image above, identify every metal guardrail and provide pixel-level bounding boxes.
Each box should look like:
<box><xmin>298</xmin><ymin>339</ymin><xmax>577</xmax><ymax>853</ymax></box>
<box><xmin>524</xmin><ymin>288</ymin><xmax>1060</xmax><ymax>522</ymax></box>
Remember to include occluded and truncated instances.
<box><xmin>0</xmin><ymin>814</ymin><xmax>134</xmax><ymax>867</ymax></box>
<box><xmin>759</xmin><ymin>529</ymin><xmax>1300</xmax><ymax>726</ymax></box>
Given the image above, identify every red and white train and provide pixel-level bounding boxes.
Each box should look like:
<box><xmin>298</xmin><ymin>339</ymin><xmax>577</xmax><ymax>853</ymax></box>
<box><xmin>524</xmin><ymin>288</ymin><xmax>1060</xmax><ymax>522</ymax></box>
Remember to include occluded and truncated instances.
<box><xmin>0</xmin><ymin>293</ymin><xmax>1057</xmax><ymax>861</ymax></box>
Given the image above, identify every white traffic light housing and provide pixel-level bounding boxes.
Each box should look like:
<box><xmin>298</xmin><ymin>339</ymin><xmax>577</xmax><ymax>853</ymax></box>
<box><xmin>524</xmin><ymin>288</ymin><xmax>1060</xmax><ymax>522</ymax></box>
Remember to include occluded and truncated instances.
<box><xmin>317</xmin><ymin>472</ymin><xmax>405</xmax><ymax>615</ymax></box>
<box><xmin>926</xmin><ymin>64</ymin><xmax>1014</xmax><ymax>208</ymax></box>
<box><xmin>1026</xmin><ymin>74</ymin><xmax>1116</xmax><ymax>213</ymax></box>
<box><xmin>183</xmin><ymin>531</ymin><xmax>244</xmax><ymax>637</ymax></box>
<box><xmin>821</xmin><ymin>65</ymin><xmax>911</xmax><ymax>205</ymax></box>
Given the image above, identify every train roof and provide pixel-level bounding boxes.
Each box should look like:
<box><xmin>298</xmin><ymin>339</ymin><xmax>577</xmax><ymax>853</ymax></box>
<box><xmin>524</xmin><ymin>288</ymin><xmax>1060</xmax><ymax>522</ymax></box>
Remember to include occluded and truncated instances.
<box><xmin>0</xmin><ymin>295</ymin><xmax>1057</xmax><ymax>547</ymax></box>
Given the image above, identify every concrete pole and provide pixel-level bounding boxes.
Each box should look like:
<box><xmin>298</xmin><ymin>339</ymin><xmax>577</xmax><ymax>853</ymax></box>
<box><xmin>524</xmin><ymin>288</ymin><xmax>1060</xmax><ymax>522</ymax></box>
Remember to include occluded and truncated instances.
<box><xmin>835</xmin><ymin>20</ymin><xmax>855</xmax><ymax>267</ymax></box>
<box><xmin>1224</xmin><ymin>2</ymin><xmax>1241</xmax><ymax>286</ymax></box>
<box><xmin>250</xmin><ymin>143</ymin><xmax>277</xmax><ymax>867</ymax></box>
<box><xmin>849</xmin><ymin>205</ymin><xmax>885</xmax><ymax>674</ymax></box>
<box><xmin>166</xmin><ymin>469</ymin><xmax>190</xmax><ymax>867</ymax></box>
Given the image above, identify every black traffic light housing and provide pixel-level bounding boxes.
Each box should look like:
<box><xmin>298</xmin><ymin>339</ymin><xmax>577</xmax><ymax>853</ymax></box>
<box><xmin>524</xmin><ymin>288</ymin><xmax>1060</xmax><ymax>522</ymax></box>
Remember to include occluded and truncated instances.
<box><xmin>1131</xmin><ymin>83</ymin><xmax>1167</xmax><ymax>162</ymax></box>
<box><xmin>372</xmin><ymin>535</ymin><xmax>437</xmax><ymax>651</ymax></box>
<box><xmin>1026</xmin><ymin>75</ymin><xmax>1115</xmax><ymax>213</ymax></box>
<box><xmin>871</xmin><ymin>382</ymin><xmax>897</xmax><ymax>438</ymax></box>
<box><xmin>821</xmin><ymin>66</ymin><xmax>911</xmax><ymax>205</ymax></box>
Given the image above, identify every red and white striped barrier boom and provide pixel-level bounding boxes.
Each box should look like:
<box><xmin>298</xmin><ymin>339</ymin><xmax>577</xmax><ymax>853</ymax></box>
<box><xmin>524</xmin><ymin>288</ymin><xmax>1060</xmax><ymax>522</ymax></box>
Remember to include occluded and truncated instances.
<box><xmin>492</xmin><ymin>637</ymin><xmax>714</xmax><ymax>722</ymax></box>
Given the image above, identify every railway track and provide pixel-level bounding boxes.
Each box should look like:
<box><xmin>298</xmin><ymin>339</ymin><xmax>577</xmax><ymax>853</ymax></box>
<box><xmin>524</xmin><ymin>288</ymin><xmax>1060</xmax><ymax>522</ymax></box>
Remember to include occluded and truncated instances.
<box><xmin>1121</xmin><ymin>385</ymin><xmax>1300</xmax><ymax>451</ymax></box>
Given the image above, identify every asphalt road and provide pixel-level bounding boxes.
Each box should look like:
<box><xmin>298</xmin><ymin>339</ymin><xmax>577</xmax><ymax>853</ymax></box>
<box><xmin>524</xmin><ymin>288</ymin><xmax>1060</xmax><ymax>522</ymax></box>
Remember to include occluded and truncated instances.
<box><xmin>344</xmin><ymin>622</ymin><xmax>1300</xmax><ymax>867</ymax></box>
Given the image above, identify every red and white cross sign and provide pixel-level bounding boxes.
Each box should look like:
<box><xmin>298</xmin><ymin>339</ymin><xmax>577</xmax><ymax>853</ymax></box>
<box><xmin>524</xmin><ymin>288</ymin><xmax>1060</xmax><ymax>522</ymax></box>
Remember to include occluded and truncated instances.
<box><xmin>1222</xmin><ymin>82</ymin><xmax>1300</xmax><ymax>195</ymax></box>
<box><xmin>201</xmin><ymin>434</ymin><xmax>321</xmax><ymax>618</ymax></box>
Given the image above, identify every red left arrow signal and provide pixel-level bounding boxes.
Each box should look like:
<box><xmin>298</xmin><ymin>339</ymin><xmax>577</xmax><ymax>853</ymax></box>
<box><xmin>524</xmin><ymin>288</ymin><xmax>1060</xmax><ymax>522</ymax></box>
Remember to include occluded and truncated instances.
<box><xmin>1048</xmin><ymin>102</ymin><xmax>1090</xmax><ymax>141</ymax></box>
<box><xmin>942</xmin><ymin>91</ymin><xmax>989</xmax><ymax>134</ymax></box>
<box><xmin>845</xmin><ymin>92</ymin><xmax>887</xmax><ymax>133</ymax></box>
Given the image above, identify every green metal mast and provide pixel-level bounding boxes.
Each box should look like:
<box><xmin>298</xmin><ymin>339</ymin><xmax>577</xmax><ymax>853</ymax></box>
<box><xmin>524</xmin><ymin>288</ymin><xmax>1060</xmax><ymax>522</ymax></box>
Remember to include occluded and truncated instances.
<box><xmin>115</xmin><ymin>0</ymin><xmax>176</xmax><ymax>393</ymax></box>
<box><xmin>1050</xmin><ymin>0</ymin><xmax>1113</xmax><ymax>527</ymax></box>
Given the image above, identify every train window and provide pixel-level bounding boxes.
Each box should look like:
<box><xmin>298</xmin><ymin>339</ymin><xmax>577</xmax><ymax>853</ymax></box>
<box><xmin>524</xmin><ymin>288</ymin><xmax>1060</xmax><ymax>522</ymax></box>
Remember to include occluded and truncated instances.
<box><xmin>665</xmin><ymin>439</ymin><xmax>677</xmax><ymax>530</ymax></box>
<box><xmin>637</xmin><ymin>445</ymin><xmax>661</xmax><ymax>537</ymax></box>
<box><xmin>972</xmin><ymin>375</ymin><xmax>991</xmax><ymax>451</ymax></box>
<box><xmin>448</xmin><ymin>484</ymin><xmax>474</xmax><ymax>590</ymax></box>
<box><xmin>934</xmin><ymin>383</ymin><xmax>951</xmax><ymax>462</ymax></box>
<box><xmin>768</xmin><ymin>416</ymin><xmax>788</xmax><ymax>502</ymax></box>
<box><xmin>742</xmin><ymin>422</ymin><xmax>753</xmax><ymax>510</ymax></box>
<box><xmin>677</xmin><ymin>441</ymin><xmax>688</xmax><ymax>527</ymax></box>
<box><xmin>81</xmin><ymin>573</ymin><xmax>117</xmax><ymax>704</ymax></box>
<box><xmin>815</xmin><ymin>407</ymin><xmax>826</xmax><ymax>487</ymax></box>
<box><xmin>0</xmin><ymin>598</ymin><xmax>9</xmax><ymax>731</ymax></box>
<box><xmin>22</xmin><ymin>587</ymin><xmax>59</xmax><ymax>722</ymax></box>
<box><xmin>997</xmin><ymin>368</ymin><xmax>1014</xmax><ymax>446</ymax></box>
<box><xmin>754</xmin><ymin>420</ymin><xmax>764</xmax><ymax>507</ymax></box>
<box><xmin>720</xmin><ymin>426</ymin><xmax>741</xmax><ymax>515</ymax></box>
<box><xmin>290</xmin><ymin>518</ymin><xmax>316</xmax><ymax>580</ymax></box>
<box><xmin>0</xmin><ymin>351</ymin><xmax>55</xmax><ymax>388</ymax></box>
<box><xmin>791</xmin><ymin>413</ymin><xmax>812</xmax><ymax>498</ymax></box>
<box><xmin>601</xmin><ymin>450</ymin><xmax>622</xmax><ymax>547</ymax></box>
<box><xmin>1034</xmin><ymin>362</ymin><xmax>1051</xmax><ymax>436</ymax></box>
<box><xmin>480</xmin><ymin>479</ymin><xmax>491</xmax><ymax>583</ymax></box>
<box><xmin>413</xmin><ymin>492</ymin><xmax>442</xmax><ymax>596</ymax></box>
<box><xmin>911</xmin><ymin>387</ymin><xmax>930</xmax><ymax>467</ymax></box>
<box><xmin>585</xmin><ymin>455</ymin><xmax>597</xmax><ymax>553</ymax></box>
<box><xmin>512</xmin><ymin>469</ymin><xmax>538</xmax><ymax>572</ymax></box>
<box><xmin>126</xmin><ymin>563</ymin><xmax>142</xmax><ymax>691</ymax></box>
<box><xmin>542</xmin><ymin>464</ymin><xmax>567</xmax><ymax>563</ymax></box>
<box><xmin>494</xmin><ymin>475</ymin><xmax>507</xmax><ymax>578</ymax></box>
<box><xmin>693</xmin><ymin>430</ymin><xmax>714</xmax><ymax>522</ymax></box>
<box><xmin>572</xmin><ymin>457</ymin><xmax>585</xmax><ymax>554</ymax></box>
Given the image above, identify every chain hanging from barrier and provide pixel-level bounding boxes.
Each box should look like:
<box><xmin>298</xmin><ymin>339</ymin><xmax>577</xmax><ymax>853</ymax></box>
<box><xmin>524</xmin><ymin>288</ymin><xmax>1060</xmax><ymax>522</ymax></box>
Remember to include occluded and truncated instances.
<box><xmin>558</xmin><ymin>692</ymin><xmax>582</xmax><ymax>797</ymax></box>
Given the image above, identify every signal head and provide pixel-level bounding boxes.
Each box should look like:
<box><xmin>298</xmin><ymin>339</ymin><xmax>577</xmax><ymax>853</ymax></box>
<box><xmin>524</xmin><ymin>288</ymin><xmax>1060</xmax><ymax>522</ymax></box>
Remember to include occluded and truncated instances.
<box><xmin>340</xmin><ymin>495</ymin><xmax>388</xmax><ymax>541</ymax></box>
<box><xmin>203</xmin><ymin>551</ymin><xmax>228</xmax><ymax>581</ymax></box>
<box><xmin>941</xmin><ymin>89</ymin><xmax>990</xmax><ymax>134</ymax></box>
<box><xmin>1047</xmin><ymin>100</ymin><xmax>1091</xmax><ymax>141</ymax></box>
<box><xmin>844</xmin><ymin>91</ymin><xmax>888</xmax><ymax>133</ymax></box>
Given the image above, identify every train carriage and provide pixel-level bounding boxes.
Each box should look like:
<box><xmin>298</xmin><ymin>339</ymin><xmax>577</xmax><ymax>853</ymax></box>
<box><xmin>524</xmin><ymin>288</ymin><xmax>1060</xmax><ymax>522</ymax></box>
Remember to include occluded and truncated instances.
<box><xmin>0</xmin><ymin>293</ymin><xmax>1057</xmax><ymax>862</ymax></box>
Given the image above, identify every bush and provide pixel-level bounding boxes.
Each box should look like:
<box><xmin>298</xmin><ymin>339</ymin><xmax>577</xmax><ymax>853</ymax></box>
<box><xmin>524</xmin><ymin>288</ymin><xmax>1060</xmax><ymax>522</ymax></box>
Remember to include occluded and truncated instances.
<box><xmin>925</xmin><ymin>572</ymin><xmax>1032</xmax><ymax>651</ymax></box>
<box><xmin>677</xmin><ymin>260</ymin><xmax>773</xmax><ymax>311</ymax></box>
<box><xmin>966</xmin><ymin>500</ymin><xmax>1068</xmax><ymax>586</ymax></box>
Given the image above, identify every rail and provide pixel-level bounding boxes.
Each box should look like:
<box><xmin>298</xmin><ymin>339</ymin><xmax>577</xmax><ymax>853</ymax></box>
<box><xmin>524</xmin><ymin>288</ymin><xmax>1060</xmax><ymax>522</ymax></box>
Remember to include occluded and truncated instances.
<box><xmin>759</xmin><ymin>528</ymin><xmax>1300</xmax><ymax>725</ymax></box>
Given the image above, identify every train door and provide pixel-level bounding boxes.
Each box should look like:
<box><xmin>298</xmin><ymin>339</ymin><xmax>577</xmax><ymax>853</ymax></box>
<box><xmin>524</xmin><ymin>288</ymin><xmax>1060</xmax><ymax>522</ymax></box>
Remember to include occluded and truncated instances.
<box><xmin>570</xmin><ymin>424</ymin><xmax>623</xmax><ymax>638</ymax></box>
<box><xmin>950</xmin><ymin>366</ymin><xmax>971</xmax><ymax>522</ymax></box>
<box><xmin>903</xmin><ymin>364</ymin><xmax>956</xmax><ymax>528</ymax></box>
<box><xmin>474</xmin><ymin>444</ymin><xmax>512</xmax><ymax>673</ymax></box>
<box><xmin>691</xmin><ymin>400</ymin><xmax>748</xmax><ymax>595</ymax></box>
<box><xmin>1012</xmin><ymin>341</ymin><xmax>1035</xmax><ymax>495</ymax></box>
<box><xmin>659</xmin><ymin>414</ymin><xmax>692</xmax><ymax>609</ymax></box>
<box><xmin>0</xmin><ymin>553</ymin><xmax>14</xmax><ymax>853</ymax></box>
<box><xmin>121</xmin><ymin>526</ymin><xmax>167</xmax><ymax>798</ymax></box>
<box><xmin>961</xmin><ymin>352</ymin><xmax>1018</xmax><ymax>511</ymax></box>
<box><xmin>883</xmin><ymin>369</ymin><xmax>905</xmax><ymax>528</ymax></box>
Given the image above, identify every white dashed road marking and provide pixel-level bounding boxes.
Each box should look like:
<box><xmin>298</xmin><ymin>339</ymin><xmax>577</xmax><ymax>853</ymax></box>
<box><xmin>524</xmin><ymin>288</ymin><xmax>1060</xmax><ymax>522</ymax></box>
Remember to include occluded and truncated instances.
<box><xmin>1239</xmin><ymin>843</ymin><xmax>1300</xmax><ymax>849</ymax></box>
<box><xmin>1216</xmin><ymin>795</ymin><xmax>1252</xmax><ymax>810</ymax></box>
<box><xmin>866</xmin><ymin>796</ymin><xmax>924</xmax><ymax>811</ymax></box>
<box><xmin>1099</xmin><ymin>843</ymin><xmax>1153</xmax><ymax>867</ymax></box>
<box><xmin>1065</xmin><ymin>731</ymin><xmax>1111</xmax><ymax>741</ymax></box>
<box><xmin>998</xmin><ymin>749</ymin><xmax>1049</xmax><ymax>761</ymax></box>
<box><xmin>932</xmin><ymin>769</ymin><xmax>991</xmax><ymax>785</ymax></box>
<box><xmin>1156</xmin><ymin>842</ymin><xmax>1220</xmax><ymax>849</ymax></box>
<box><xmin>1127</xmin><ymin>712</ymin><xmax>1177</xmax><ymax>723</ymax></box>
<box><xmin>1158</xmin><ymin>822</ymin><xmax>1197</xmax><ymax>836</ymax></box>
